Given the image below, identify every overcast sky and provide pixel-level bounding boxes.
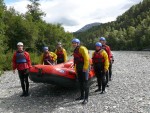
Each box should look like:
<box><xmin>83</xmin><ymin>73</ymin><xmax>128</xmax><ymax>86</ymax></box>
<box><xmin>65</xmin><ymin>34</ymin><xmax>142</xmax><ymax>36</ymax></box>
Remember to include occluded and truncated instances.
<box><xmin>4</xmin><ymin>0</ymin><xmax>142</xmax><ymax>32</ymax></box>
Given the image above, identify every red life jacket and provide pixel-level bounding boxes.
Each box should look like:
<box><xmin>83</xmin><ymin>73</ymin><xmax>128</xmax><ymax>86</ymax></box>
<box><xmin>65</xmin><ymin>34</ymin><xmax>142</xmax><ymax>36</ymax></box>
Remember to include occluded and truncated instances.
<box><xmin>43</xmin><ymin>53</ymin><xmax>53</xmax><ymax>65</ymax></box>
<box><xmin>73</xmin><ymin>46</ymin><xmax>84</xmax><ymax>64</ymax></box>
<box><xmin>92</xmin><ymin>50</ymin><xmax>105</xmax><ymax>64</ymax></box>
<box><xmin>56</xmin><ymin>49</ymin><xmax>64</xmax><ymax>59</ymax></box>
<box><xmin>16</xmin><ymin>51</ymin><xmax>27</xmax><ymax>63</ymax></box>
<box><xmin>102</xmin><ymin>45</ymin><xmax>109</xmax><ymax>54</ymax></box>
<box><xmin>102</xmin><ymin>45</ymin><xmax>111</xmax><ymax>61</ymax></box>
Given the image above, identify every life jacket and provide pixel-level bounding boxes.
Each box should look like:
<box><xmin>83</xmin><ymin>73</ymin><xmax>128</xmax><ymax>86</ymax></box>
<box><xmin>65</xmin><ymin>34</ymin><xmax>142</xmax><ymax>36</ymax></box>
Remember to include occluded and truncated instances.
<box><xmin>56</xmin><ymin>49</ymin><xmax>64</xmax><ymax>59</ymax></box>
<box><xmin>16</xmin><ymin>51</ymin><xmax>27</xmax><ymax>63</ymax></box>
<box><xmin>73</xmin><ymin>46</ymin><xmax>84</xmax><ymax>64</ymax></box>
<box><xmin>102</xmin><ymin>45</ymin><xmax>109</xmax><ymax>55</ymax></box>
<box><xmin>92</xmin><ymin>50</ymin><xmax>105</xmax><ymax>64</ymax></box>
<box><xmin>102</xmin><ymin>45</ymin><xmax>112</xmax><ymax>61</ymax></box>
<box><xmin>43</xmin><ymin>53</ymin><xmax>53</xmax><ymax>65</ymax></box>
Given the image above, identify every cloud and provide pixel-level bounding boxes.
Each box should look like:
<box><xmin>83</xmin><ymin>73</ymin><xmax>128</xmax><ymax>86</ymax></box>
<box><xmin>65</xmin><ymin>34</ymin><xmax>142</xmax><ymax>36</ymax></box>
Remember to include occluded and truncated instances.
<box><xmin>53</xmin><ymin>17</ymin><xmax>79</xmax><ymax>26</ymax></box>
<box><xmin>5</xmin><ymin>0</ymin><xmax>142</xmax><ymax>32</ymax></box>
<box><xmin>6</xmin><ymin>0</ymin><xmax>29</xmax><ymax>14</ymax></box>
<box><xmin>121</xmin><ymin>0</ymin><xmax>142</xmax><ymax>10</ymax></box>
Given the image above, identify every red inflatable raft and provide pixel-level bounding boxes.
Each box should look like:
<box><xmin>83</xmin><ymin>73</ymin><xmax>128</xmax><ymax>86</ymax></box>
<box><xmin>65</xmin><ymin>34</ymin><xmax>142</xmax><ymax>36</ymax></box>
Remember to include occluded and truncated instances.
<box><xmin>29</xmin><ymin>60</ymin><xmax>95</xmax><ymax>87</ymax></box>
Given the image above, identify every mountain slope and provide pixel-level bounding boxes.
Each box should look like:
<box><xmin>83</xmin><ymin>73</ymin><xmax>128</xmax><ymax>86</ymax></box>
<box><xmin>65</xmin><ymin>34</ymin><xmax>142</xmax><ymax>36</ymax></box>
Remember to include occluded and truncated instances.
<box><xmin>76</xmin><ymin>22</ymin><xmax>101</xmax><ymax>32</ymax></box>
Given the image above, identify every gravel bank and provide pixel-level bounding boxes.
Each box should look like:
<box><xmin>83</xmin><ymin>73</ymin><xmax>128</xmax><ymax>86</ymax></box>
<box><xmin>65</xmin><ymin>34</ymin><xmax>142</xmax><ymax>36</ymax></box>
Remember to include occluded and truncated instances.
<box><xmin>0</xmin><ymin>51</ymin><xmax>150</xmax><ymax>113</ymax></box>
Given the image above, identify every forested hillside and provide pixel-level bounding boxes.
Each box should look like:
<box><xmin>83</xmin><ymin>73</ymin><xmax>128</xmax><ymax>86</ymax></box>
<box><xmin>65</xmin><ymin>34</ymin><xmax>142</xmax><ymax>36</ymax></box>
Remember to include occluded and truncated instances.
<box><xmin>0</xmin><ymin>0</ymin><xmax>73</xmax><ymax>72</ymax></box>
<box><xmin>74</xmin><ymin>0</ymin><xmax>150</xmax><ymax>50</ymax></box>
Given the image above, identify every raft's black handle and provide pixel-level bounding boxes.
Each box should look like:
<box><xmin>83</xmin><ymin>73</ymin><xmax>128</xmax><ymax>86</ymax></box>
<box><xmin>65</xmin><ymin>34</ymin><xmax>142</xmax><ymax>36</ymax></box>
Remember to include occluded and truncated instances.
<box><xmin>38</xmin><ymin>68</ymin><xmax>43</xmax><ymax>77</ymax></box>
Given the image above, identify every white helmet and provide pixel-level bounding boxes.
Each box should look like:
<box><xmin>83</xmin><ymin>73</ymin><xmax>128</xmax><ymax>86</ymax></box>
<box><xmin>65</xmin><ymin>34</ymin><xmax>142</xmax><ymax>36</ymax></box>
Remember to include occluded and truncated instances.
<box><xmin>17</xmin><ymin>42</ymin><xmax>23</xmax><ymax>46</ymax></box>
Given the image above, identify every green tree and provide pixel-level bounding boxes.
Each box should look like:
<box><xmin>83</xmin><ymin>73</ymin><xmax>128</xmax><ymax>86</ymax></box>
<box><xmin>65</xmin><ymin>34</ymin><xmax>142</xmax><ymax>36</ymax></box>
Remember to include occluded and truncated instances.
<box><xmin>0</xmin><ymin>0</ymin><xmax>7</xmax><ymax>52</ymax></box>
<box><xmin>26</xmin><ymin>0</ymin><xmax>45</xmax><ymax>22</ymax></box>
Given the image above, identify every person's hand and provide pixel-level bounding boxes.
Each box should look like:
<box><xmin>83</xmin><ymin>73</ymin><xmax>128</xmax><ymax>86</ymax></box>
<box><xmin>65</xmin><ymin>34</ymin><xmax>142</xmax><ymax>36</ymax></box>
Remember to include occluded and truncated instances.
<box><xmin>104</xmin><ymin>69</ymin><xmax>108</xmax><ymax>73</ymax></box>
<box><xmin>90</xmin><ymin>64</ymin><xmax>94</xmax><ymax>70</ymax></box>
<box><xmin>83</xmin><ymin>69</ymin><xmax>87</xmax><ymax>72</ymax></box>
<box><xmin>110</xmin><ymin>58</ymin><xmax>114</xmax><ymax>64</ymax></box>
<box><xmin>13</xmin><ymin>70</ymin><xmax>15</xmax><ymax>74</ymax></box>
<box><xmin>112</xmin><ymin>60</ymin><xmax>114</xmax><ymax>64</ymax></box>
<box><xmin>110</xmin><ymin>58</ymin><xmax>113</xmax><ymax>61</ymax></box>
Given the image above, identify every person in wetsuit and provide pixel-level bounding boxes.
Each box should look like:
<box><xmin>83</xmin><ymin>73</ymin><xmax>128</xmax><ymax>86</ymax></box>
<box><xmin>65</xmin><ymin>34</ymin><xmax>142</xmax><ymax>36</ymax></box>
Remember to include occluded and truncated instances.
<box><xmin>12</xmin><ymin>42</ymin><xmax>32</xmax><ymax>97</ymax></box>
<box><xmin>40</xmin><ymin>47</ymin><xmax>57</xmax><ymax>65</ymax></box>
<box><xmin>55</xmin><ymin>42</ymin><xmax>67</xmax><ymax>64</ymax></box>
<box><xmin>72</xmin><ymin>38</ymin><xmax>90</xmax><ymax>105</ymax></box>
<box><xmin>92</xmin><ymin>42</ymin><xmax>109</xmax><ymax>94</ymax></box>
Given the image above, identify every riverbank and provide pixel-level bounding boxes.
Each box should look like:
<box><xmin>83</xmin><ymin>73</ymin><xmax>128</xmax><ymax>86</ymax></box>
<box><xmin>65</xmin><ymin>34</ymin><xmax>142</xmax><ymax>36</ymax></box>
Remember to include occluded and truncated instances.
<box><xmin>0</xmin><ymin>51</ymin><xmax>150</xmax><ymax>113</ymax></box>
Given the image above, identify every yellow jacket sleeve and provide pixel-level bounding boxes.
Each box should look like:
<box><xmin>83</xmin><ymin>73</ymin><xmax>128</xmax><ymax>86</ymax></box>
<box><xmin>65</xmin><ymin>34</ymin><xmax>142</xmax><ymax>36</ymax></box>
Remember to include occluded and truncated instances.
<box><xmin>50</xmin><ymin>52</ymin><xmax>57</xmax><ymax>61</ymax></box>
<box><xmin>79</xmin><ymin>46</ymin><xmax>90</xmax><ymax>71</ymax></box>
<box><xmin>101</xmin><ymin>50</ymin><xmax>109</xmax><ymax>71</ymax></box>
<box><xmin>40</xmin><ymin>53</ymin><xmax>44</xmax><ymax>64</ymax></box>
<box><xmin>63</xmin><ymin>48</ymin><xmax>67</xmax><ymax>62</ymax></box>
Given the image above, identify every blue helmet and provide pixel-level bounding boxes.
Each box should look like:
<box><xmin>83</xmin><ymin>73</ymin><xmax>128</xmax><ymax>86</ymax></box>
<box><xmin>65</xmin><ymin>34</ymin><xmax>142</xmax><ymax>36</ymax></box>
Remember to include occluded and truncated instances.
<box><xmin>43</xmin><ymin>47</ymin><xmax>48</xmax><ymax>51</ymax></box>
<box><xmin>99</xmin><ymin>37</ymin><xmax>106</xmax><ymax>41</ymax></box>
<box><xmin>72</xmin><ymin>38</ymin><xmax>80</xmax><ymax>44</ymax></box>
<box><xmin>95</xmin><ymin>42</ymin><xmax>102</xmax><ymax>47</ymax></box>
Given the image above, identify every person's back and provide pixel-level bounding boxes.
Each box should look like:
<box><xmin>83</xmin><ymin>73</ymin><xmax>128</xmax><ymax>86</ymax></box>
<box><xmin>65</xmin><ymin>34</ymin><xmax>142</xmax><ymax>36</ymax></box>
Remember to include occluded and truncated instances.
<box><xmin>102</xmin><ymin>44</ymin><xmax>112</xmax><ymax>62</ymax></box>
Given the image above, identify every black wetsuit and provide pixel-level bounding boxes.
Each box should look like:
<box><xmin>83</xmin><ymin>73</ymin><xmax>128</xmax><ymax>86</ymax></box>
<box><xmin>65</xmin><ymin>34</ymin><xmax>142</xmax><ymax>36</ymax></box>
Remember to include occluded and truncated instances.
<box><xmin>18</xmin><ymin>69</ymin><xmax>29</xmax><ymax>95</ymax></box>
<box><xmin>92</xmin><ymin>50</ymin><xmax>106</xmax><ymax>92</ymax></box>
<box><xmin>74</xmin><ymin>46</ymin><xmax>89</xmax><ymax>102</ymax></box>
<box><xmin>76</xmin><ymin>63</ymin><xmax>89</xmax><ymax>101</ymax></box>
<box><xmin>93</xmin><ymin>63</ymin><xmax>106</xmax><ymax>92</ymax></box>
